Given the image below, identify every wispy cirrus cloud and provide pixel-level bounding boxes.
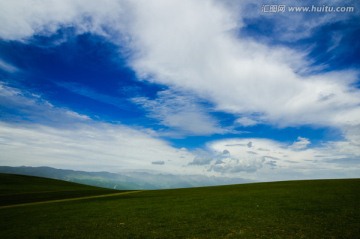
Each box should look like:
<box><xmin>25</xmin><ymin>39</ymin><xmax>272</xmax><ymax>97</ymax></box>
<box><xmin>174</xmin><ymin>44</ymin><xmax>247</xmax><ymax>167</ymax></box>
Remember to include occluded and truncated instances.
<box><xmin>132</xmin><ymin>89</ymin><xmax>226</xmax><ymax>136</ymax></box>
<box><xmin>57</xmin><ymin>81</ymin><xmax>132</xmax><ymax>111</ymax></box>
<box><xmin>0</xmin><ymin>82</ymin><xmax>90</xmax><ymax>124</ymax></box>
<box><xmin>0</xmin><ymin>83</ymin><xmax>195</xmax><ymax>173</ymax></box>
<box><xmin>0</xmin><ymin>59</ymin><xmax>18</xmax><ymax>73</ymax></box>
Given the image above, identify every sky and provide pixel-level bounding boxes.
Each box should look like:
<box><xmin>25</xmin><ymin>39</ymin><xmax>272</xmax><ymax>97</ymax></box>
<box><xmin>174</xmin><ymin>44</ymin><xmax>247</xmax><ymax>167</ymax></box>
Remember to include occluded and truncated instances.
<box><xmin>0</xmin><ymin>0</ymin><xmax>359</xmax><ymax>182</ymax></box>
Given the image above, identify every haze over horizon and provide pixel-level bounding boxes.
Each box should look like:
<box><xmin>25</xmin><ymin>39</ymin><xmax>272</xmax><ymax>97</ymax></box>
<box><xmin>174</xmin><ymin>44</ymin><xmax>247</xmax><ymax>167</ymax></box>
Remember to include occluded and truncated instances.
<box><xmin>0</xmin><ymin>0</ymin><xmax>359</xmax><ymax>183</ymax></box>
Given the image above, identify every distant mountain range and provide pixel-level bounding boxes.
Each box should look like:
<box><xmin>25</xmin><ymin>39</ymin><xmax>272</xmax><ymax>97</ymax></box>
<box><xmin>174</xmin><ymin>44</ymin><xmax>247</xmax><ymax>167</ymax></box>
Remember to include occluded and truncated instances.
<box><xmin>0</xmin><ymin>166</ymin><xmax>251</xmax><ymax>190</ymax></box>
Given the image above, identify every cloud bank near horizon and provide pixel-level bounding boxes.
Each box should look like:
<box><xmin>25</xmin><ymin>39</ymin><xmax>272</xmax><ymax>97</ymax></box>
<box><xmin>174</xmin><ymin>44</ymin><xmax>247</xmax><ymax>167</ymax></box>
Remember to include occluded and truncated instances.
<box><xmin>1</xmin><ymin>81</ymin><xmax>358</xmax><ymax>180</ymax></box>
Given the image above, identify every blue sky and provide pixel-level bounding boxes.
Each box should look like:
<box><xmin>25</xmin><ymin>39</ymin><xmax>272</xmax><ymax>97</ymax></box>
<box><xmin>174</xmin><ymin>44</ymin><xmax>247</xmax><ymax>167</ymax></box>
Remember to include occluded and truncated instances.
<box><xmin>0</xmin><ymin>0</ymin><xmax>359</xmax><ymax>181</ymax></box>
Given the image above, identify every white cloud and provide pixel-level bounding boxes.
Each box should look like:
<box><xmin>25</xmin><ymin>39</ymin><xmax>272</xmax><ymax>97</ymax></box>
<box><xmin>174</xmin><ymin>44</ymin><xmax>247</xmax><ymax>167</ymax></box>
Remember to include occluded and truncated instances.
<box><xmin>0</xmin><ymin>0</ymin><xmax>126</xmax><ymax>40</ymax></box>
<box><xmin>0</xmin><ymin>59</ymin><xmax>18</xmax><ymax>73</ymax></box>
<box><xmin>235</xmin><ymin>117</ymin><xmax>259</xmax><ymax>127</ymax></box>
<box><xmin>57</xmin><ymin>82</ymin><xmax>131</xmax><ymax>111</ymax></box>
<box><xmin>0</xmin><ymin>82</ymin><xmax>358</xmax><ymax>180</ymax></box>
<box><xmin>197</xmin><ymin>137</ymin><xmax>360</xmax><ymax>180</ymax></box>
<box><xmin>132</xmin><ymin>89</ymin><xmax>224</xmax><ymax>136</ymax></box>
<box><xmin>1</xmin><ymin>0</ymin><xmax>359</xmax><ymax>130</ymax></box>
<box><xmin>290</xmin><ymin>137</ymin><xmax>310</xmax><ymax>150</ymax></box>
<box><xmin>152</xmin><ymin>161</ymin><xmax>165</xmax><ymax>165</ymax></box>
<box><xmin>210</xmin><ymin>151</ymin><xmax>265</xmax><ymax>174</ymax></box>
<box><xmin>189</xmin><ymin>149</ymin><xmax>217</xmax><ymax>166</ymax></box>
<box><xmin>0</xmin><ymin>82</ymin><xmax>90</xmax><ymax>124</ymax></box>
<box><xmin>0</xmin><ymin>121</ymin><xmax>194</xmax><ymax>173</ymax></box>
<box><xmin>125</xmin><ymin>0</ymin><xmax>360</xmax><ymax>129</ymax></box>
<box><xmin>0</xmin><ymin>83</ymin><xmax>195</xmax><ymax>174</ymax></box>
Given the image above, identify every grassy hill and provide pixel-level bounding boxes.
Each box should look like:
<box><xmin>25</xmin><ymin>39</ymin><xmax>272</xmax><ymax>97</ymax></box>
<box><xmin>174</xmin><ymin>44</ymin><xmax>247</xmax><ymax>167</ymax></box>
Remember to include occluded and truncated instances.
<box><xmin>0</xmin><ymin>174</ymin><xmax>359</xmax><ymax>238</ymax></box>
<box><xmin>0</xmin><ymin>173</ymin><xmax>119</xmax><ymax>206</ymax></box>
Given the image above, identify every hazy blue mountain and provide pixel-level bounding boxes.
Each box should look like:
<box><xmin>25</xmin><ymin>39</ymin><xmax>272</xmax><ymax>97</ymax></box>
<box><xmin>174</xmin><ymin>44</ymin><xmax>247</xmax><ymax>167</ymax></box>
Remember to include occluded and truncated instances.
<box><xmin>0</xmin><ymin>166</ymin><xmax>251</xmax><ymax>190</ymax></box>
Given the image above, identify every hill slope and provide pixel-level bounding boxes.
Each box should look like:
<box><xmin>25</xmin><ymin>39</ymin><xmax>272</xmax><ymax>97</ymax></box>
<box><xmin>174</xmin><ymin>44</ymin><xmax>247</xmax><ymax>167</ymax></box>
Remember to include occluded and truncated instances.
<box><xmin>0</xmin><ymin>175</ymin><xmax>359</xmax><ymax>238</ymax></box>
<box><xmin>0</xmin><ymin>173</ymin><xmax>119</xmax><ymax>206</ymax></box>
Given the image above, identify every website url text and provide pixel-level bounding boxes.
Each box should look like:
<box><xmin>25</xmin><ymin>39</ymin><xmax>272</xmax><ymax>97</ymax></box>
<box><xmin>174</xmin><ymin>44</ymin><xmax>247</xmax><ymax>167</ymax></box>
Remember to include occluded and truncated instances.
<box><xmin>262</xmin><ymin>5</ymin><xmax>355</xmax><ymax>13</ymax></box>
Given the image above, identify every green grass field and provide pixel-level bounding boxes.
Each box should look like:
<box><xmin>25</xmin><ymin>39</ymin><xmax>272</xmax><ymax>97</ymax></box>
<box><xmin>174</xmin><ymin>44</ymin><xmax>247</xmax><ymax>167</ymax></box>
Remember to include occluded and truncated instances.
<box><xmin>0</xmin><ymin>173</ymin><xmax>120</xmax><ymax>206</ymax></box>
<box><xmin>0</xmin><ymin>174</ymin><xmax>359</xmax><ymax>239</ymax></box>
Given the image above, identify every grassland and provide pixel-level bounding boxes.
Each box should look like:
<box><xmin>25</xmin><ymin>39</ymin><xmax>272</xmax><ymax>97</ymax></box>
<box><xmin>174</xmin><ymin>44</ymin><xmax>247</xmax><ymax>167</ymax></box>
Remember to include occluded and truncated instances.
<box><xmin>0</xmin><ymin>173</ymin><xmax>120</xmax><ymax>206</ymax></box>
<box><xmin>0</xmin><ymin>174</ymin><xmax>359</xmax><ymax>238</ymax></box>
